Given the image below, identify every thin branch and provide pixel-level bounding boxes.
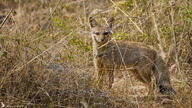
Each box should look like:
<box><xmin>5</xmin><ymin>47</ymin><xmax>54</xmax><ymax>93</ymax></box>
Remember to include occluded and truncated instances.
<box><xmin>0</xmin><ymin>8</ymin><xmax>13</xmax><ymax>30</ymax></box>
<box><xmin>110</xmin><ymin>0</ymin><xmax>144</xmax><ymax>35</ymax></box>
<box><xmin>170</xmin><ymin>1</ymin><xmax>180</xmax><ymax>73</ymax></box>
<box><xmin>151</xmin><ymin>12</ymin><xmax>166</xmax><ymax>60</ymax></box>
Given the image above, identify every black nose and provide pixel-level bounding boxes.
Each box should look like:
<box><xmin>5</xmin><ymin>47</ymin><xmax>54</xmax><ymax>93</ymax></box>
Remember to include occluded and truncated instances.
<box><xmin>101</xmin><ymin>38</ymin><xmax>105</xmax><ymax>42</ymax></box>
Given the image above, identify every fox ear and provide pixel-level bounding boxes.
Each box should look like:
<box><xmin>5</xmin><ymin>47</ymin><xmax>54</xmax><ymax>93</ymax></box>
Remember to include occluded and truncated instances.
<box><xmin>89</xmin><ymin>17</ymin><xmax>98</xmax><ymax>28</ymax></box>
<box><xmin>107</xmin><ymin>17</ymin><xmax>115</xmax><ymax>28</ymax></box>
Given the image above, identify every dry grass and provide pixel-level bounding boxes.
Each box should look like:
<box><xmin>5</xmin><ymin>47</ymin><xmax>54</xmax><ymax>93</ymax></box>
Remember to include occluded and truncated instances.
<box><xmin>0</xmin><ymin>0</ymin><xmax>192</xmax><ymax>107</ymax></box>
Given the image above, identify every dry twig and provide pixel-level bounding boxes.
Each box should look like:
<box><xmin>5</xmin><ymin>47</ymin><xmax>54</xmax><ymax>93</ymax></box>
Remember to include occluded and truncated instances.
<box><xmin>170</xmin><ymin>1</ymin><xmax>180</xmax><ymax>73</ymax></box>
<box><xmin>0</xmin><ymin>8</ymin><xmax>13</xmax><ymax>30</ymax></box>
<box><xmin>110</xmin><ymin>0</ymin><xmax>144</xmax><ymax>35</ymax></box>
<box><xmin>151</xmin><ymin>12</ymin><xmax>166</xmax><ymax>60</ymax></box>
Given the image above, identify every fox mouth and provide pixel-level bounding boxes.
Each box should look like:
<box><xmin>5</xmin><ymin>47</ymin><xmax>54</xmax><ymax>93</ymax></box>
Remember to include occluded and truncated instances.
<box><xmin>94</xmin><ymin>36</ymin><xmax>106</xmax><ymax>43</ymax></box>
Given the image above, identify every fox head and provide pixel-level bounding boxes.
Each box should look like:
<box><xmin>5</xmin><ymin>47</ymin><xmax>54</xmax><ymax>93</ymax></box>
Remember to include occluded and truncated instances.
<box><xmin>89</xmin><ymin>17</ymin><xmax>114</xmax><ymax>46</ymax></box>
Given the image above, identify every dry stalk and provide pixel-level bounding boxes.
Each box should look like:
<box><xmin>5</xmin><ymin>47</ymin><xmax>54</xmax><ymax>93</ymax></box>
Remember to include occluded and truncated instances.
<box><xmin>0</xmin><ymin>8</ymin><xmax>13</xmax><ymax>30</ymax></box>
<box><xmin>110</xmin><ymin>0</ymin><xmax>144</xmax><ymax>35</ymax></box>
<box><xmin>151</xmin><ymin>12</ymin><xmax>166</xmax><ymax>60</ymax></box>
<box><xmin>170</xmin><ymin>1</ymin><xmax>180</xmax><ymax>73</ymax></box>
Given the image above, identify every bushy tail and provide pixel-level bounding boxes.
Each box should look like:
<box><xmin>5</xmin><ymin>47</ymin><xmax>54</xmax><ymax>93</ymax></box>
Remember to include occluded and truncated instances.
<box><xmin>153</xmin><ymin>54</ymin><xmax>176</xmax><ymax>95</ymax></box>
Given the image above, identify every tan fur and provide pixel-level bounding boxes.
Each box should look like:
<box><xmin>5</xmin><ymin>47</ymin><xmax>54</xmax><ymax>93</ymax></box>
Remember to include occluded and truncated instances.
<box><xmin>89</xmin><ymin>17</ymin><xmax>176</xmax><ymax>95</ymax></box>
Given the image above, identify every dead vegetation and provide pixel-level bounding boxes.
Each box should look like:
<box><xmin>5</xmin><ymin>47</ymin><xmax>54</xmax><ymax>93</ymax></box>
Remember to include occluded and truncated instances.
<box><xmin>0</xmin><ymin>0</ymin><xmax>191</xmax><ymax>107</ymax></box>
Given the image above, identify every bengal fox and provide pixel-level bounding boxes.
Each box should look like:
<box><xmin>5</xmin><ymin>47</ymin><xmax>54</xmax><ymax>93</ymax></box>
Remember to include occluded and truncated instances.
<box><xmin>89</xmin><ymin>17</ymin><xmax>176</xmax><ymax>95</ymax></box>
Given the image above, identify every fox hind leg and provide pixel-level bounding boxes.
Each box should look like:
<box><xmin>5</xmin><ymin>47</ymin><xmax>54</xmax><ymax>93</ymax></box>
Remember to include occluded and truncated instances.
<box><xmin>134</xmin><ymin>57</ymin><xmax>155</xmax><ymax>95</ymax></box>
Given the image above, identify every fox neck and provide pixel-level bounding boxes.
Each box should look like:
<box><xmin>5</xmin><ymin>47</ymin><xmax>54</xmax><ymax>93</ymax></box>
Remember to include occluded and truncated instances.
<box><xmin>91</xmin><ymin>34</ymin><xmax>109</xmax><ymax>57</ymax></box>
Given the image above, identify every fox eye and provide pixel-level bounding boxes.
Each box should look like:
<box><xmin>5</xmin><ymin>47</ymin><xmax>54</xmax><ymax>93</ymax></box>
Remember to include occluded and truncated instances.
<box><xmin>94</xmin><ymin>32</ymin><xmax>99</xmax><ymax>35</ymax></box>
<box><xmin>103</xmin><ymin>32</ymin><xmax>109</xmax><ymax>35</ymax></box>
